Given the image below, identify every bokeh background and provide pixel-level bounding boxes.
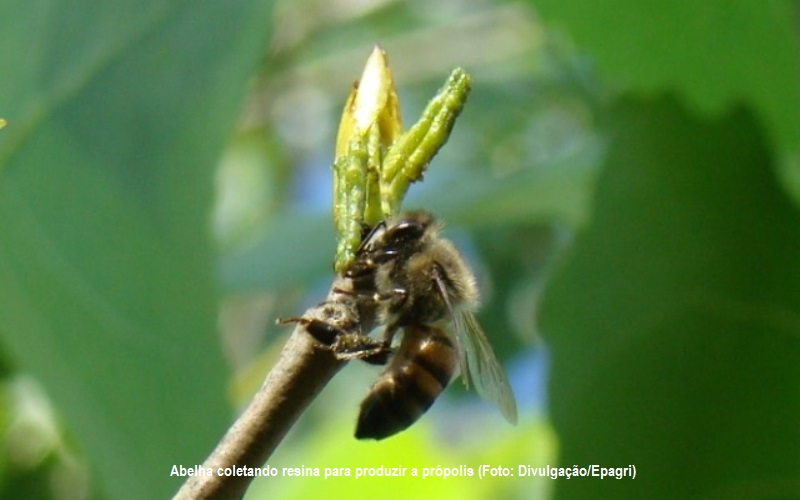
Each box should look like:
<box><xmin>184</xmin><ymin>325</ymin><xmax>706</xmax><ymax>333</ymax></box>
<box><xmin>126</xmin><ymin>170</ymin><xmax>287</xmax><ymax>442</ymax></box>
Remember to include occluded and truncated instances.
<box><xmin>1</xmin><ymin>0</ymin><xmax>799</xmax><ymax>498</ymax></box>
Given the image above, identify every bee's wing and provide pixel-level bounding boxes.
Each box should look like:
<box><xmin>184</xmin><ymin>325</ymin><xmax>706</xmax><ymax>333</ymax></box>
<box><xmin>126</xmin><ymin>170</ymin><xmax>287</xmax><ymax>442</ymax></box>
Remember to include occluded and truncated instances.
<box><xmin>432</xmin><ymin>270</ymin><xmax>518</xmax><ymax>424</ymax></box>
<box><xmin>431</xmin><ymin>271</ymin><xmax>470</xmax><ymax>388</ymax></box>
<box><xmin>455</xmin><ymin>311</ymin><xmax>518</xmax><ymax>424</ymax></box>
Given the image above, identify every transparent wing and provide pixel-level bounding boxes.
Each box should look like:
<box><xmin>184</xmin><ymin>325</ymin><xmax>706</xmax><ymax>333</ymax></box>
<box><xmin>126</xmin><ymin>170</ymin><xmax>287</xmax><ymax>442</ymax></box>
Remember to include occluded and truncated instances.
<box><xmin>431</xmin><ymin>271</ymin><xmax>470</xmax><ymax>390</ymax></box>
<box><xmin>455</xmin><ymin>311</ymin><xmax>518</xmax><ymax>424</ymax></box>
<box><xmin>432</xmin><ymin>270</ymin><xmax>518</xmax><ymax>424</ymax></box>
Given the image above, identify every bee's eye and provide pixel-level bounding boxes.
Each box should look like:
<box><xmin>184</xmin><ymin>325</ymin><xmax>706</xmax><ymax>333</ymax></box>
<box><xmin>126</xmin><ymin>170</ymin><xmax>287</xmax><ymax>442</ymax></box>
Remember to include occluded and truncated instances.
<box><xmin>385</xmin><ymin>220</ymin><xmax>426</xmax><ymax>246</ymax></box>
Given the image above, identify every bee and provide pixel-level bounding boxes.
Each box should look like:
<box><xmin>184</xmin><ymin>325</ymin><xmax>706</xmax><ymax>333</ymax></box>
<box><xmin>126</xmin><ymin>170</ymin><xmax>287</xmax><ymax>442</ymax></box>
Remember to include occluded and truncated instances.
<box><xmin>343</xmin><ymin>211</ymin><xmax>518</xmax><ymax>440</ymax></box>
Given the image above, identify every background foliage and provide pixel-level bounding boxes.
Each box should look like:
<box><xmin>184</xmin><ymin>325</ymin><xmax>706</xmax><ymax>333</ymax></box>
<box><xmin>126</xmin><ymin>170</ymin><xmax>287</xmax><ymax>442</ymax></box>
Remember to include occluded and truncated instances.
<box><xmin>0</xmin><ymin>0</ymin><xmax>798</xmax><ymax>499</ymax></box>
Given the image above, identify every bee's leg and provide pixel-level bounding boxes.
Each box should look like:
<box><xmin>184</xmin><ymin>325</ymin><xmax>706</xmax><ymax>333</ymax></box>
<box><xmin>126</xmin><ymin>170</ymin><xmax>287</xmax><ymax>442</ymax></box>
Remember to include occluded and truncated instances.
<box><xmin>343</xmin><ymin>250</ymin><xmax>401</xmax><ymax>282</ymax></box>
<box><xmin>367</xmin><ymin>248</ymin><xmax>400</xmax><ymax>264</ymax></box>
<box><xmin>276</xmin><ymin>316</ymin><xmax>344</xmax><ymax>346</ymax></box>
<box><xmin>332</xmin><ymin>334</ymin><xmax>392</xmax><ymax>365</ymax></box>
<box><xmin>359</xmin><ymin>348</ymin><xmax>392</xmax><ymax>366</ymax></box>
<box><xmin>333</xmin><ymin>287</ymin><xmax>406</xmax><ymax>304</ymax></box>
<box><xmin>343</xmin><ymin>259</ymin><xmax>377</xmax><ymax>280</ymax></box>
<box><xmin>277</xmin><ymin>317</ymin><xmax>391</xmax><ymax>364</ymax></box>
<box><xmin>355</xmin><ymin>220</ymin><xmax>387</xmax><ymax>254</ymax></box>
<box><xmin>380</xmin><ymin>322</ymin><xmax>401</xmax><ymax>346</ymax></box>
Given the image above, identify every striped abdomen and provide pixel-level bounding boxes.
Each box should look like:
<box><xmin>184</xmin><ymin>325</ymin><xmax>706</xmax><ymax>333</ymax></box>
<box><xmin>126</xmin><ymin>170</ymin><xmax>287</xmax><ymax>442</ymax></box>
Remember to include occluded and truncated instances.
<box><xmin>355</xmin><ymin>325</ymin><xmax>456</xmax><ymax>440</ymax></box>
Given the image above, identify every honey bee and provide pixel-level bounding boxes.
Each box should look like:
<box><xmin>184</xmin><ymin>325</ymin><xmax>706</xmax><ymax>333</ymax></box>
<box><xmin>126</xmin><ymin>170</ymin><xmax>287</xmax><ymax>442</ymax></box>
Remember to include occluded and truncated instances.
<box><xmin>344</xmin><ymin>211</ymin><xmax>518</xmax><ymax>440</ymax></box>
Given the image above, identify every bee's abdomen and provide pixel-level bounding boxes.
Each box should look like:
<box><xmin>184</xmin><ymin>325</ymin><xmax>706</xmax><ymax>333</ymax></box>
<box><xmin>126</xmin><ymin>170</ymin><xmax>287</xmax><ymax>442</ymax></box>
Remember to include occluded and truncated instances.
<box><xmin>356</xmin><ymin>327</ymin><xmax>456</xmax><ymax>440</ymax></box>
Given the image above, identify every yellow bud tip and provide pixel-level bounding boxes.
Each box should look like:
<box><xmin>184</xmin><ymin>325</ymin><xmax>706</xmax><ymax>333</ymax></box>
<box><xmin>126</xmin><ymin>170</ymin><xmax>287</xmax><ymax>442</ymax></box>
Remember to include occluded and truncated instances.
<box><xmin>0</xmin><ymin>119</ymin><xmax>6</xmax><ymax>129</ymax></box>
<box><xmin>353</xmin><ymin>46</ymin><xmax>391</xmax><ymax>132</ymax></box>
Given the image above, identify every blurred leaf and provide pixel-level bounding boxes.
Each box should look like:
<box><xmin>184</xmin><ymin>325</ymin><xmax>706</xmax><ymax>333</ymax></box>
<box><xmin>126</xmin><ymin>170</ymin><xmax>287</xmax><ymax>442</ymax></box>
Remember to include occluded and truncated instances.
<box><xmin>533</xmin><ymin>0</ymin><xmax>800</xmax><ymax>196</ymax></box>
<box><xmin>419</xmin><ymin>150</ymin><xmax>599</xmax><ymax>228</ymax></box>
<box><xmin>540</xmin><ymin>96</ymin><xmax>800</xmax><ymax>498</ymax></box>
<box><xmin>220</xmin><ymin>212</ymin><xmax>335</xmax><ymax>294</ymax></box>
<box><xmin>0</xmin><ymin>0</ymin><xmax>273</xmax><ymax>497</ymax></box>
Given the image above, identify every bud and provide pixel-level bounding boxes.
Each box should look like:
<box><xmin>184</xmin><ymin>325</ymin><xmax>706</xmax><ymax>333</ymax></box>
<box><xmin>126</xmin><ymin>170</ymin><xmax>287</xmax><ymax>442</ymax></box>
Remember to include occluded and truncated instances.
<box><xmin>333</xmin><ymin>46</ymin><xmax>402</xmax><ymax>271</ymax></box>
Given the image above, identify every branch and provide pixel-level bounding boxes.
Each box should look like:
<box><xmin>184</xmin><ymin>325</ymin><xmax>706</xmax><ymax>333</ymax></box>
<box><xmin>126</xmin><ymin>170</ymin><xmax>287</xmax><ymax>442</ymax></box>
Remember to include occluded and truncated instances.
<box><xmin>174</xmin><ymin>275</ymin><xmax>372</xmax><ymax>499</ymax></box>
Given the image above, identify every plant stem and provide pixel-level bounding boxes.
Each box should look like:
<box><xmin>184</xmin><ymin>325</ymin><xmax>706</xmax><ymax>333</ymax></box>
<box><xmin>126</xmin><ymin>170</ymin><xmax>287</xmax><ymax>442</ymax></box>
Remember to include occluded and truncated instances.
<box><xmin>174</xmin><ymin>277</ymin><xmax>370</xmax><ymax>499</ymax></box>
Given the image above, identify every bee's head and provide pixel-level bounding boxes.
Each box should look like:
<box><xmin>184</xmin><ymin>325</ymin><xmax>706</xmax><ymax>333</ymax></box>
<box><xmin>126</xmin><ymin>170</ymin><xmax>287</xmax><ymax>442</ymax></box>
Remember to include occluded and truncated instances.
<box><xmin>380</xmin><ymin>211</ymin><xmax>438</xmax><ymax>251</ymax></box>
<box><xmin>345</xmin><ymin>211</ymin><xmax>438</xmax><ymax>277</ymax></box>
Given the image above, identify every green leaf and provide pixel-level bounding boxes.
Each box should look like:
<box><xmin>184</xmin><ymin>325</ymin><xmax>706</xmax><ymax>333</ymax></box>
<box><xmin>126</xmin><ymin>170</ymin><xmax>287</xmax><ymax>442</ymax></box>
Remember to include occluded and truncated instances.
<box><xmin>0</xmin><ymin>0</ymin><xmax>273</xmax><ymax>497</ymax></box>
<box><xmin>220</xmin><ymin>213</ymin><xmax>336</xmax><ymax>294</ymax></box>
<box><xmin>533</xmin><ymin>0</ymin><xmax>800</xmax><ymax>195</ymax></box>
<box><xmin>539</xmin><ymin>97</ymin><xmax>800</xmax><ymax>498</ymax></box>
